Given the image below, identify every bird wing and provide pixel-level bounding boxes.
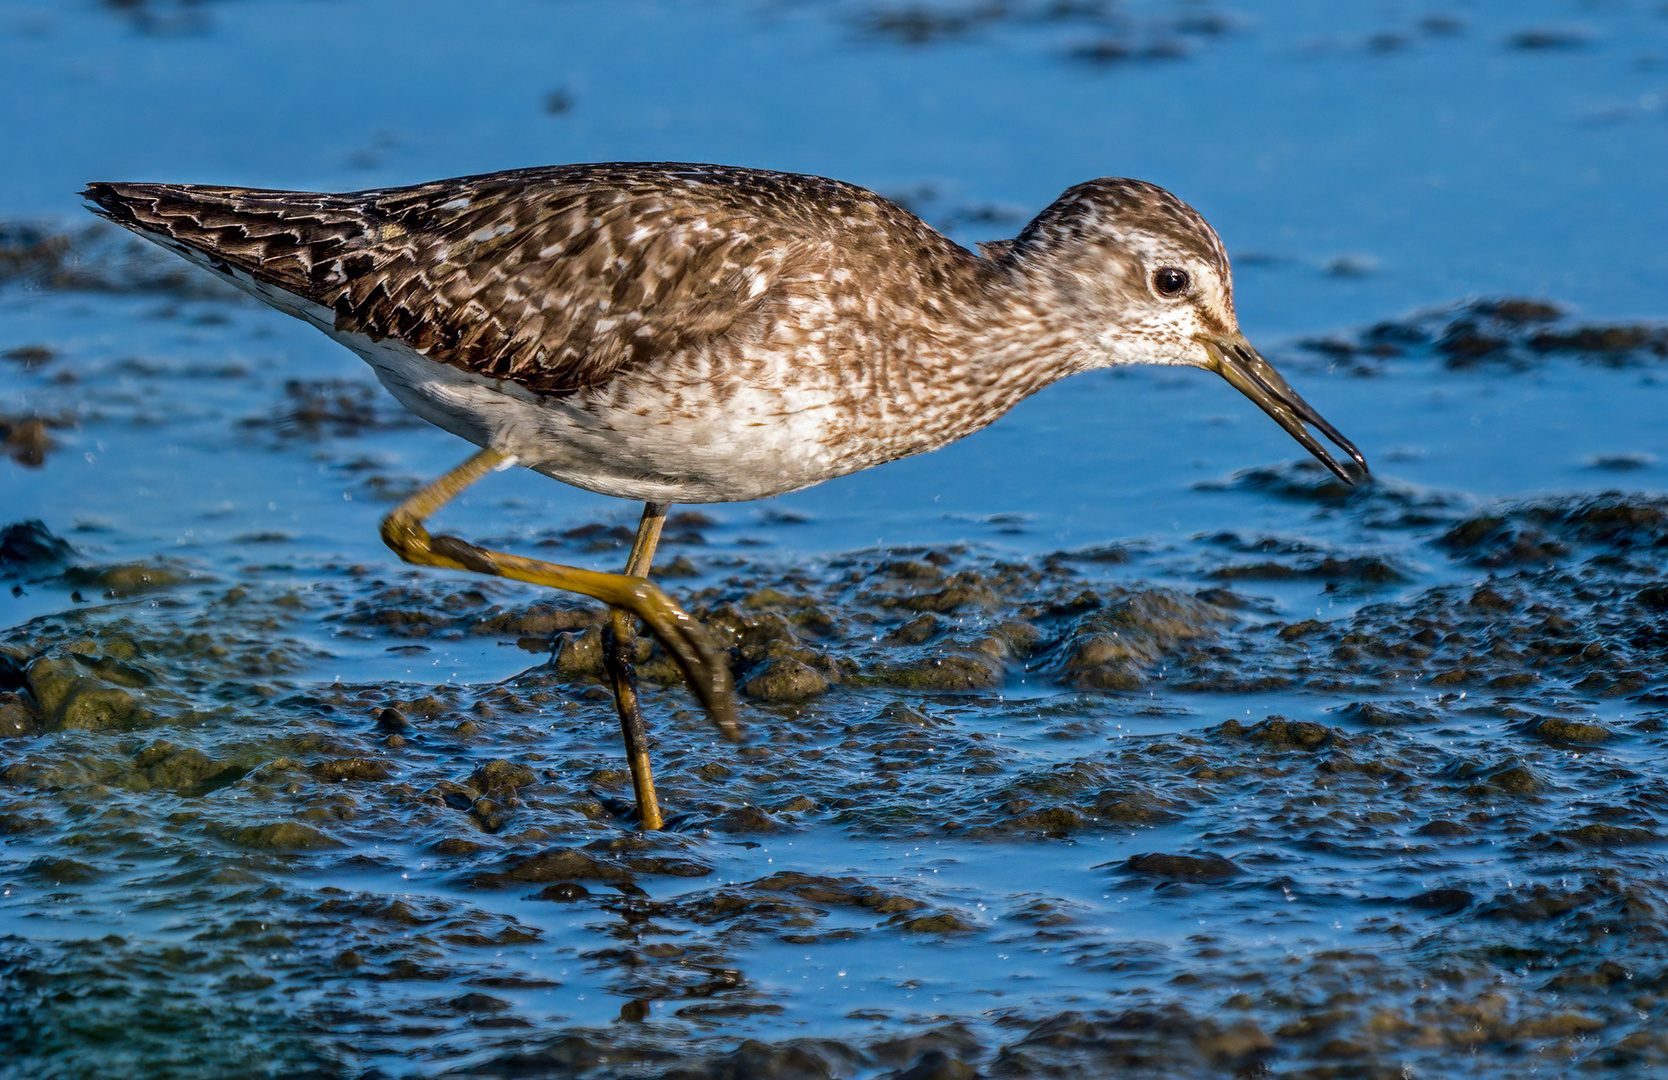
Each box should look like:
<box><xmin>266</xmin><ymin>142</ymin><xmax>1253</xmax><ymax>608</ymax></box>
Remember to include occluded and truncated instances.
<box><xmin>83</xmin><ymin>165</ymin><xmax>821</xmax><ymax>394</ymax></box>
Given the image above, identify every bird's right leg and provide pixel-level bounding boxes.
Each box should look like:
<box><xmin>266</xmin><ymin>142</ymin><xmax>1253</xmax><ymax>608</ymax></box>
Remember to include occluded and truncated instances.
<box><xmin>377</xmin><ymin>449</ymin><xmax>740</xmax><ymax>824</ymax></box>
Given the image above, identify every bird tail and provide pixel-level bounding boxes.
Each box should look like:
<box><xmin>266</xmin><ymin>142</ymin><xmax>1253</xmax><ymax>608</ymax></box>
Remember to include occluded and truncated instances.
<box><xmin>81</xmin><ymin>181</ymin><xmax>364</xmax><ymax>311</ymax></box>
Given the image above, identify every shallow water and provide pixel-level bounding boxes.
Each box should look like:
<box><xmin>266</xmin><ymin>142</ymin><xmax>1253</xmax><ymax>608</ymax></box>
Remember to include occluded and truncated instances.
<box><xmin>3</xmin><ymin>2</ymin><xmax>1668</xmax><ymax>1078</ymax></box>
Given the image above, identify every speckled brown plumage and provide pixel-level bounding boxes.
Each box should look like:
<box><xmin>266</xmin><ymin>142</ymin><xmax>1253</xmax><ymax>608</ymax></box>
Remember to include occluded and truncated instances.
<box><xmin>83</xmin><ymin>163</ymin><xmax>1365</xmax><ymax>504</ymax></box>
<box><xmin>85</xmin><ymin>164</ymin><xmax>994</xmax><ymax>396</ymax></box>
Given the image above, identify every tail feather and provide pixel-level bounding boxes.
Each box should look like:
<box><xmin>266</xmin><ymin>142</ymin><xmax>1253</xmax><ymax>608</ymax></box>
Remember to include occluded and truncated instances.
<box><xmin>81</xmin><ymin>181</ymin><xmax>371</xmax><ymax>306</ymax></box>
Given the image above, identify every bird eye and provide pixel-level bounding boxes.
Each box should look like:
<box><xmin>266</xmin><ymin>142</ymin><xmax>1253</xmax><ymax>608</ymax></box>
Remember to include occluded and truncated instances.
<box><xmin>1152</xmin><ymin>267</ymin><xmax>1191</xmax><ymax>299</ymax></box>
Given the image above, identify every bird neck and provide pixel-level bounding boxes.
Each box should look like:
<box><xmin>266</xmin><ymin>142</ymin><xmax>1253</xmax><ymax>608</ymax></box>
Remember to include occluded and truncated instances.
<box><xmin>826</xmin><ymin>244</ymin><xmax>1106</xmax><ymax>477</ymax></box>
<box><xmin>905</xmin><ymin>257</ymin><xmax>1099</xmax><ymax>445</ymax></box>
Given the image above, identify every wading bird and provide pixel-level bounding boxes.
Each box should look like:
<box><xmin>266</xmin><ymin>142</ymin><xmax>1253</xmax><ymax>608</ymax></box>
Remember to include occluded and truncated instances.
<box><xmin>85</xmin><ymin>163</ymin><xmax>1366</xmax><ymax>829</ymax></box>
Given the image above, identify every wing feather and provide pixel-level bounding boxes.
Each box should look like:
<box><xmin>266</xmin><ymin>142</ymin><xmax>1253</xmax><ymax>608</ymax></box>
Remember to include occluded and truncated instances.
<box><xmin>83</xmin><ymin>165</ymin><xmax>830</xmax><ymax>394</ymax></box>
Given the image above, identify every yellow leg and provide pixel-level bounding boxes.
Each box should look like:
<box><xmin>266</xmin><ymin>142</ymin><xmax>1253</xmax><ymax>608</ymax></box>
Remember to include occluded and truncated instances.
<box><xmin>379</xmin><ymin>449</ymin><xmax>740</xmax><ymax>828</ymax></box>
<box><xmin>603</xmin><ymin>502</ymin><xmax>669</xmax><ymax>830</ymax></box>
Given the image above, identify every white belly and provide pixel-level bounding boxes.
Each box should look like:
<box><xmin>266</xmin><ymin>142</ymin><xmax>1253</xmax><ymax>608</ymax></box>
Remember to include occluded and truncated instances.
<box><xmin>334</xmin><ymin>327</ymin><xmax>845</xmax><ymax>504</ymax></box>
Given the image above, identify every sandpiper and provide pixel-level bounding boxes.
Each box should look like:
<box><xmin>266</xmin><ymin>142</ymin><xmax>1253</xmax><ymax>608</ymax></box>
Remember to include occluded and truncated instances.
<box><xmin>84</xmin><ymin>163</ymin><xmax>1366</xmax><ymax>829</ymax></box>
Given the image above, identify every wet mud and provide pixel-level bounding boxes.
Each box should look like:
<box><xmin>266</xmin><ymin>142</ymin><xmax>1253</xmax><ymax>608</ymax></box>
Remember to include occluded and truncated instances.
<box><xmin>5</xmin><ymin>319</ymin><xmax>1668</xmax><ymax>1074</ymax></box>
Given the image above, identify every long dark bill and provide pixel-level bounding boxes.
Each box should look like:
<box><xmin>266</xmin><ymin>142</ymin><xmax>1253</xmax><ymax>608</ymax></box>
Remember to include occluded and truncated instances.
<box><xmin>1202</xmin><ymin>334</ymin><xmax>1369</xmax><ymax>484</ymax></box>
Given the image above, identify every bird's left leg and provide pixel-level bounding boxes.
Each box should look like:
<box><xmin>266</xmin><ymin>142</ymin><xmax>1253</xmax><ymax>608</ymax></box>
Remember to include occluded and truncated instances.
<box><xmin>377</xmin><ymin>448</ymin><xmax>739</xmax><ymax>829</ymax></box>
<box><xmin>602</xmin><ymin>502</ymin><xmax>670</xmax><ymax>830</ymax></box>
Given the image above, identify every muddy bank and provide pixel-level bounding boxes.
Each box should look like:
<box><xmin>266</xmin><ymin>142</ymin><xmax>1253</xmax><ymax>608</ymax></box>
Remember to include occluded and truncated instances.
<box><xmin>4</xmin><ymin>467</ymin><xmax>1668</xmax><ymax>1076</ymax></box>
<box><xmin>4</xmin><ymin>281</ymin><xmax>1668</xmax><ymax>1076</ymax></box>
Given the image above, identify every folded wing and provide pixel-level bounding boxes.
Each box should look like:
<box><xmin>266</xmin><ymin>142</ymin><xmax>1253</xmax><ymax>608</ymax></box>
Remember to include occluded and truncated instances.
<box><xmin>84</xmin><ymin>165</ymin><xmax>813</xmax><ymax>394</ymax></box>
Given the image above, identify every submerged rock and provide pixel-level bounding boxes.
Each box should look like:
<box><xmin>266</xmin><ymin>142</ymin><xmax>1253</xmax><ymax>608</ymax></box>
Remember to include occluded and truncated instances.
<box><xmin>229</xmin><ymin>821</ymin><xmax>343</xmax><ymax>850</ymax></box>
<box><xmin>0</xmin><ymin>691</ymin><xmax>44</xmax><ymax>737</ymax></box>
<box><xmin>478</xmin><ymin>847</ymin><xmax>634</xmax><ymax>886</ymax></box>
<box><xmin>1124</xmin><ymin>852</ymin><xmax>1242</xmax><ymax>880</ymax></box>
<box><xmin>1302</xmin><ymin>296</ymin><xmax>1668</xmax><ymax>371</ymax></box>
<box><xmin>60</xmin><ymin>562</ymin><xmax>188</xmax><ymax>596</ymax></box>
<box><xmin>741</xmin><ymin>657</ymin><xmax>830</xmax><ymax>701</ymax></box>
<box><xmin>0</xmin><ymin>521</ymin><xmax>73</xmax><ymax>577</ymax></box>
<box><xmin>1048</xmin><ymin>589</ymin><xmax>1229</xmax><ymax>690</ymax></box>
<box><xmin>26</xmin><ymin>651</ymin><xmax>142</xmax><ymax>732</ymax></box>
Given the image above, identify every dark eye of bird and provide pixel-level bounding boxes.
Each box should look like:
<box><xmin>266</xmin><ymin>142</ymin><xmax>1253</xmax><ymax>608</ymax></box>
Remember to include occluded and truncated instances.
<box><xmin>1152</xmin><ymin>267</ymin><xmax>1190</xmax><ymax>298</ymax></box>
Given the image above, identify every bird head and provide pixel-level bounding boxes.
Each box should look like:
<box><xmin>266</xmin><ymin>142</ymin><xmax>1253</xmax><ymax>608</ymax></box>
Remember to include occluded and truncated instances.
<box><xmin>1009</xmin><ymin>178</ymin><xmax>1369</xmax><ymax>484</ymax></box>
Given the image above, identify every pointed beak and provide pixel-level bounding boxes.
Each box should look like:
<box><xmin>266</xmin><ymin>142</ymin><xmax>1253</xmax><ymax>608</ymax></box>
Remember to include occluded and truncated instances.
<box><xmin>1200</xmin><ymin>333</ymin><xmax>1369</xmax><ymax>484</ymax></box>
